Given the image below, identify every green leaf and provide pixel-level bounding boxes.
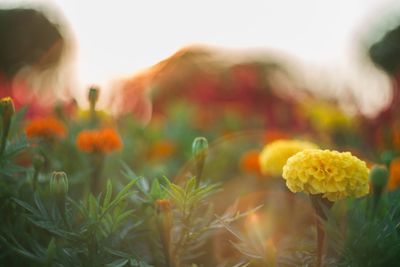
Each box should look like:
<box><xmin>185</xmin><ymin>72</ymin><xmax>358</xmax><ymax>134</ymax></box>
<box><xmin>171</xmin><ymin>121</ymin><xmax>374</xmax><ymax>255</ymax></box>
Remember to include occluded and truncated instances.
<box><xmin>13</xmin><ymin>198</ymin><xmax>37</xmax><ymax>215</ymax></box>
<box><xmin>106</xmin><ymin>259</ymin><xmax>129</xmax><ymax>267</ymax></box>
<box><xmin>34</xmin><ymin>193</ymin><xmax>48</xmax><ymax>218</ymax></box>
<box><xmin>103</xmin><ymin>179</ymin><xmax>113</xmax><ymax>210</ymax></box>
<box><xmin>115</xmin><ymin>209</ymin><xmax>135</xmax><ymax>225</ymax></box>
<box><xmin>149</xmin><ymin>179</ymin><xmax>161</xmax><ymax>199</ymax></box>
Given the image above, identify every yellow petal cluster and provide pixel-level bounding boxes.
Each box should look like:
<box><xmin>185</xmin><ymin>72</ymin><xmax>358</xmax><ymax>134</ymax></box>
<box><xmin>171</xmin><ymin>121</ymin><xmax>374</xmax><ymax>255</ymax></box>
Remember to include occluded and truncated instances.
<box><xmin>259</xmin><ymin>140</ymin><xmax>318</xmax><ymax>176</ymax></box>
<box><xmin>282</xmin><ymin>149</ymin><xmax>370</xmax><ymax>201</ymax></box>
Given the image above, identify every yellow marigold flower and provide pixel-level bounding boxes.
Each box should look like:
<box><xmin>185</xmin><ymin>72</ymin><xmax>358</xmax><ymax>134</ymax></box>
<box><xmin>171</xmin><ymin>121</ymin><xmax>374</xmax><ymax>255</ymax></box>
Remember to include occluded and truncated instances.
<box><xmin>301</xmin><ymin>100</ymin><xmax>352</xmax><ymax>132</ymax></box>
<box><xmin>282</xmin><ymin>149</ymin><xmax>370</xmax><ymax>201</ymax></box>
<box><xmin>25</xmin><ymin>117</ymin><xmax>66</xmax><ymax>139</ymax></box>
<box><xmin>388</xmin><ymin>158</ymin><xmax>400</xmax><ymax>190</ymax></box>
<box><xmin>76</xmin><ymin>128</ymin><xmax>122</xmax><ymax>153</ymax></box>
<box><xmin>259</xmin><ymin>139</ymin><xmax>318</xmax><ymax>176</ymax></box>
<box><xmin>77</xmin><ymin>109</ymin><xmax>112</xmax><ymax>121</ymax></box>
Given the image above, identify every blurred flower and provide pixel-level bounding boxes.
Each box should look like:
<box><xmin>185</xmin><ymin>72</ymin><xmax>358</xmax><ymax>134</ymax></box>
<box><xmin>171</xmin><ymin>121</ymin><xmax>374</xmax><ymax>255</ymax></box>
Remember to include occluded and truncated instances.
<box><xmin>240</xmin><ymin>150</ymin><xmax>261</xmax><ymax>174</ymax></box>
<box><xmin>77</xmin><ymin>109</ymin><xmax>112</xmax><ymax>122</ymax></box>
<box><xmin>263</xmin><ymin>129</ymin><xmax>290</xmax><ymax>144</ymax></box>
<box><xmin>149</xmin><ymin>139</ymin><xmax>176</xmax><ymax>160</ymax></box>
<box><xmin>301</xmin><ymin>100</ymin><xmax>352</xmax><ymax>132</ymax></box>
<box><xmin>388</xmin><ymin>158</ymin><xmax>400</xmax><ymax>190</ymax></box>
<box><xmin>393</xmin><ymin>122</ymin><xmax>400</xmax><ymax>149</ymax></box>
<box><xmin>76</xmin><ymin>128</ymin><xmax>122</xmax><ymax>154</ymax></box>
<box><xmin>283</xmin><ymin>149</ymin><xmax>370</xmax><ymax>201</ymax></box>
<box><xmin>25</xmin><ymin>117</ymin><xmax>66</xmax><ymax>139</ymax></box>
<box><xmin>259</xmin><ymin>139</ymin><xmax>318</xmax><ymax>176</ymax></box>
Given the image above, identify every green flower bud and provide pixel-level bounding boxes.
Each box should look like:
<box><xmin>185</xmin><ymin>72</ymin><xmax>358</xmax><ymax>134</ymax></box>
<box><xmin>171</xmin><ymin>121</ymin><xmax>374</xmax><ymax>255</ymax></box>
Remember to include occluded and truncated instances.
<box><xmin>0</xmin><ymin>97</ymin><xmax>15</xmax><ymax>156</ymax></box>
<box><xmin>370</xmin><ymin>165</ymin><xmax>389</xmax><ymax>188</ymax></box>
<box><xmin>192</xmin><ymin>137</ymin><xmax>209</xmax><ymax>186</ymax></box>
<box><xmin>88</xmin><ymin>86</ymin><xmax>99</xmax><ymax>108</ymax></box>
<box><xmin>192</xmin><ymin>137</ymin><xmax>208</xmax><ymax>158</ymax></box>
<box><xmin>50</xmin><ymin>171</ymin><xmax>69</xmax><ymax>195</ymax></box>
<box><xmin>0</xmin><ymin>97</ymin><xmax>15</xmax><ymax>120</ymax></box>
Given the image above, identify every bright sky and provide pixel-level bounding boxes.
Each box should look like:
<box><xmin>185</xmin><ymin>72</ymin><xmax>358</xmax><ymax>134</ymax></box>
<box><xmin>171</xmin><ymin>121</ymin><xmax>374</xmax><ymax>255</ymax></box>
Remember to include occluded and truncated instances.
<box><xmin>1</xmin><ymin>0</ymin><xmax>400</xmax><ymax>114</ymax></box>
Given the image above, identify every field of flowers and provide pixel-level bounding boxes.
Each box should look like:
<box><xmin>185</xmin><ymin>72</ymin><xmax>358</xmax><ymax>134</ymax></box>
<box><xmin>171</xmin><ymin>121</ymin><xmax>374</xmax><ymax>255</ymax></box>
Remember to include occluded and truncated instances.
<box><xmin>1</xmin><ymin>8</ymin><xmax>400</xmax><ymax>266</ymax></box>
<box><xmin>1</xmin><ymin>60</ymin><xmax>400</xmax><ymax>267</ymax></box>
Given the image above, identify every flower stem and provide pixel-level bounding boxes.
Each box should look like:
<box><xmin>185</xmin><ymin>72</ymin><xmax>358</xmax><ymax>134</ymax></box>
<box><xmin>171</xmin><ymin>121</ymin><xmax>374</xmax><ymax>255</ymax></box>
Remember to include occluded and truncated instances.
<box><xmin>0</xmin><ymin>116</ymin><xmax>11</xmax><ymax>156</ymax></box>
<box><xmin>89</xmin><ymin>154</ymin><xmax>105</xmax><ymax>196</ymax></box>
<box><xmin>309</xmin><ymin>195</ymin><xmax>333</xmax><ymax>267</ymax></box>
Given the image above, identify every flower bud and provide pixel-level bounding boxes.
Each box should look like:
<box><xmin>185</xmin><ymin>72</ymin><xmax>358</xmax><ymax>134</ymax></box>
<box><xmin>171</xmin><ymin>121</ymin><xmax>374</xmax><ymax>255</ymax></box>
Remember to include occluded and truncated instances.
<box><xmin>370</xmin><ymin>165</ymin><xmax>389</xmax><ymax>188</ymax></box>
<box><xmin>0</xmin><ymin>97</ymin><xmax>15</xmax><ymax>155</ymax></box>
<box><xmin>0</xmin><ymin>97</ymin><xmax>15</xmax><ymax>120</ymax></box>
<box><xmin>192</xmin><ymin>137</ymin><xmax>209</xmax><ymax>185</ymax></box>
<box><xmin>156</xmin><ymin>199</ymin><xmax>172</xmax><ymax>214</ymax></box>
<box><xmin>192</xmin><ymin>137</ymin><xmax>208</xmax><ymax>158</ymax></box>
<box><xmin>50</xmin><ymin>171</ymin><xmax>69</xmax><ymax>195</ymax></box>
<box><xmin>88</xmin><ymin>86</ymin><xmax>99</xmax><ymax>109</ymax></box>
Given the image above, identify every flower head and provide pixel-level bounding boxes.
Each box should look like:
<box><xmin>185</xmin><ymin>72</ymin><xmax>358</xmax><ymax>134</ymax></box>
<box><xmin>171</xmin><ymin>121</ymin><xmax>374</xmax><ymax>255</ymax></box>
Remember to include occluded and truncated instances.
<box><xmin>25</xmin><ymin>117</ymin><xmax>66</xmax><ymax>139</ymax></box>
<box><xmin>76</xmin><ymin>128</ymin><xmax>122</xmax><ymax>153</ymax></box>
<box><xmin>259</xmin><ymin>139</ymin><xmax>318</xmax><ymax>176</ymax></box>
<box><xmin>240</xmin><ymin>150</ymin><xmax>261</xmax><ymax>174</ymax></box>
<box><xmin>149</xmin><ymin>139</ymin><xmax>176</xmax><ymax>160</ymax></box>
<box><xmin>388</xmin><ymin>158</ymin><xmax>400</xmax><ymax>190</ymax></box>
<box><xmin>282</xmin><ymin>149</ymin><xmax>370</xmax><ymax>201</ymax></box>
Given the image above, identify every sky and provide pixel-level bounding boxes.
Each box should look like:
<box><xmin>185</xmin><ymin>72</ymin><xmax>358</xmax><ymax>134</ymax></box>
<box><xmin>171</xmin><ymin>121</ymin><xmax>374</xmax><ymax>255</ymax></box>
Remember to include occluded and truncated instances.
<box><xmin>1</xmin><ymin>0</ymin><xmax>400</xmax><ymax>114</ymax></box>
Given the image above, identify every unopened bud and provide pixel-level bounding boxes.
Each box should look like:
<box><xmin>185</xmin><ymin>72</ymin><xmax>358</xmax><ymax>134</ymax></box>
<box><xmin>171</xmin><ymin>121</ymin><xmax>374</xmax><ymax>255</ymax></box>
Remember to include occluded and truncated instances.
<box><xmin>88</xmin><ymin>86</ymin><xmax>99</xmax><ymax>108</ymax></box>
<box><xmin>50</xmin><ymin>171</ymin><xmax>69</xmax><ymax>195</ymax></box>
<box><xmin>0</xmin><ymin>97</ymin><xmax>15</xmax><ymax>120</ymax></box>
<box><xmin>156</xmin><ymin>199</ymin><xmax>172</xmax><ymax>214</ymax></box>
<box><xmin>192</xmin><ymin>137</ymin><xmax>208</xmax><ymax>185</ymax></box>
<box><xmin>370</xmin><ymin>165</ymin><xmax>389</xmax><ymax>188</ymax></box>
<box><xmin>192</xmin><ymin>137</ymin><xmax>208</xmax><ymax>158</ymax></box>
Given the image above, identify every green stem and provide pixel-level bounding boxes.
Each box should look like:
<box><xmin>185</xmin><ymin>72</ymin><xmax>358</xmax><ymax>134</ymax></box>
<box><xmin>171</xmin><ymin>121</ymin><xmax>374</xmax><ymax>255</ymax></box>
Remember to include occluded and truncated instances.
<box><xmin>89</xmin><ymin>154</ymin><xmax>105</xmax><ymax>196</ymax></box>
<box><xmin>0</xmin><ymin>117</ymin><xmax>11</xmax><ymax>156</ymax></box>
<box><xmin>309</xmin><ymin>195</ymin><xmax>333</xmax><ymax>267</ymax></box>
<box><xmin>315</xmin><ymin>218</ymin><xmax>324</xmax><ymax>267</ymax></box>
<box><xmin>157</xmin><ymin>219</ymin><xmax>172</xmax><ymax>267</ymax></box>
<box><xmin>194</xmin><ymin>154</ymin><xmax>205</xmax><ymax>187</ymax></box>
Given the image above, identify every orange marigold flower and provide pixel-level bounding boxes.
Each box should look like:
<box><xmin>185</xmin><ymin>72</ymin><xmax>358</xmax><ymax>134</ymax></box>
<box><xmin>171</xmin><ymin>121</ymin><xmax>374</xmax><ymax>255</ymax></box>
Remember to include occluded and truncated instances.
<box><xmin>76</xmin><ymin>128</ymin><xmax>122</xmax><ymax>153</ymax></box>
<box><xmin>263</xmin><ymin>129</ymin><xmax>290</xmax><ymax>144</ymax></box>
<box><xmin>388</xmin><ymin>158</ymin><xmax>400</xmax><ymax>190</ymax></box>
<box><xmin>149</xmin><ymin>140</ymin><xmax>176</xmax><ymax>159</ymax></box>
<box><xmin>240</xmin><ymin>150</ymin><xmax>261</xmax><ymax>174</ymax></box>
<box><xmin>25</xmin><ymin>117</ymin><xmax>66</xmax><ymax>139</ymax></box>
